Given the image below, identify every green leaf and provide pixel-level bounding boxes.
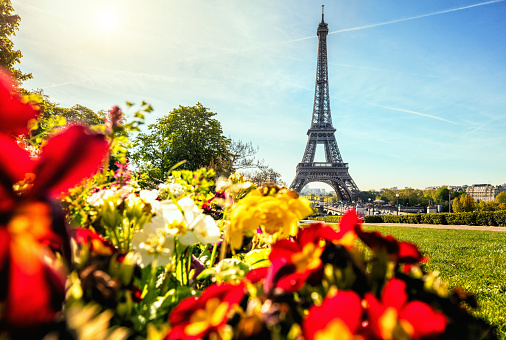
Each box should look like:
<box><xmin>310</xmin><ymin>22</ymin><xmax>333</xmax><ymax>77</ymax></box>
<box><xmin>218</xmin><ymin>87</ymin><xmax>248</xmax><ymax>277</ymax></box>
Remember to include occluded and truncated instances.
<box><xmin>196</xmin><ymin>268</ymin><xmax>216</xmax><ymax>281</ymax></box>
<box><xmin>244</xmin><ymin>249</ymin><xmax>271</xmax><ymax>268</ymax></box>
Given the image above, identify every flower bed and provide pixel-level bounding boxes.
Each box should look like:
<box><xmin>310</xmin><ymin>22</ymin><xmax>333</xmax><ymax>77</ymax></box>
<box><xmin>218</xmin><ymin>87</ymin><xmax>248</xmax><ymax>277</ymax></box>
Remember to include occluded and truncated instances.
<box><xmin>0</xmin><ymin>71</ymin><xmax>498</xmax><ymax>339</ymax></box>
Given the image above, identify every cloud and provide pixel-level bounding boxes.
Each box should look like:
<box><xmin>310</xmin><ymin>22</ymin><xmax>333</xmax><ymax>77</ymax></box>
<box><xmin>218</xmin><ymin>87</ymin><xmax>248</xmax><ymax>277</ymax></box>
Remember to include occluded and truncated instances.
<box><xmin>370</xmin><ymin>104</ymin><xmax>456</xmax><ymax>124</ymax></box>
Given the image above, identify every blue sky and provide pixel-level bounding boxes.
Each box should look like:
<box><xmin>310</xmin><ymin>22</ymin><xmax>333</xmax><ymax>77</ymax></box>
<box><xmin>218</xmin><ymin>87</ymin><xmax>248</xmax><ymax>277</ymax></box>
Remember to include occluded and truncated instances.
<box><xmin>12</xmin><ymin>0</ymin><xmax>506</xmax><ymax>191</ymax></box>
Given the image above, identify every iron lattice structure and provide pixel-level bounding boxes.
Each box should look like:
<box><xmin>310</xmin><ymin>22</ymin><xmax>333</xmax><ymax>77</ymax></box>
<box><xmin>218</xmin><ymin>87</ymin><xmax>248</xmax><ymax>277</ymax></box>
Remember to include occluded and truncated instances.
<box><xmin>290</xmin><ymin>9</ymin><xmax>359</xmax><ymax>201</ymax></box>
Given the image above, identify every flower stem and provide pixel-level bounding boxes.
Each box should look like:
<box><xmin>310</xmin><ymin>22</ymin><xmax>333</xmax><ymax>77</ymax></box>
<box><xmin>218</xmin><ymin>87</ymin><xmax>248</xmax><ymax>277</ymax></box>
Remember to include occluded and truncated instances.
<box><xmin>187</xmin><ymin>246</ymin><xmax>194</xmax><ymax>284</ymax></box>
<box><xmin>209</xmin><ymin>242</ymin><xmax>219</xmax><ymax>268</ymax></box>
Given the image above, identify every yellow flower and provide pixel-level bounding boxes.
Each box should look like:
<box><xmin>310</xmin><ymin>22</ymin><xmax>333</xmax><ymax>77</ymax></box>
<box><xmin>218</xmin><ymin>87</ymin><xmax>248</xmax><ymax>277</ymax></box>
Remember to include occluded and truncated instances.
<box><xmin>229</xmin><ymin>186</ymin><xmax>313</xmax><ymax>249</ymax></box>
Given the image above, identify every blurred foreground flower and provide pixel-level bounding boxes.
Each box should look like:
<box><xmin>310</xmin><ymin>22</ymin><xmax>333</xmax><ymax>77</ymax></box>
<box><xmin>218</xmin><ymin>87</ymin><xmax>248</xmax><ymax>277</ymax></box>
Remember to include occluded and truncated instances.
<box><xmin>167</xmin><ymin>282</ymin><xmax>245</xmax><ymax>340</ymax></box>
<box><xmin>0</xmin><ymin>69</ymin><xmax>109</xmax><ymax>329</ymax></box>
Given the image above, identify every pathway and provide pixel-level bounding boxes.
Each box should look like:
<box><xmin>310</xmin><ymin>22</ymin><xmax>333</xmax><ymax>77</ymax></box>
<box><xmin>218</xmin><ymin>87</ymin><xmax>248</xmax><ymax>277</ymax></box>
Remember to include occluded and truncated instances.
<box><xmin>302</xmin><ymin>220</ymin><xmax>506</xmax><ymax>232</ymax></box>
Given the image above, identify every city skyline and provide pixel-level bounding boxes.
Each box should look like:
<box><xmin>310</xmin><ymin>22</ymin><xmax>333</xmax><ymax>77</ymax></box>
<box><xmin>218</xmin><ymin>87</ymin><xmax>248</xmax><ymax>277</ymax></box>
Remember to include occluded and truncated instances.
<box><xmin>12</xmin><ymin>0</ymin><xmax>506</xmax><ymax>190</ymax></box>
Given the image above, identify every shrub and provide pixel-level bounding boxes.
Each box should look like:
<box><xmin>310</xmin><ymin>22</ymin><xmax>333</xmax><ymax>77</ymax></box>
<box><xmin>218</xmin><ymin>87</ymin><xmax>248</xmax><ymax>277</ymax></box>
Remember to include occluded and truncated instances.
<box><xmin>476</xmin><ymin>211</ymin><xmax>497</xmax><ymax>226</ymax></box>
<box><xmin>494</xmin><ymin>211</ymin><xmax>506</xmax><ymax>227</ymax></box>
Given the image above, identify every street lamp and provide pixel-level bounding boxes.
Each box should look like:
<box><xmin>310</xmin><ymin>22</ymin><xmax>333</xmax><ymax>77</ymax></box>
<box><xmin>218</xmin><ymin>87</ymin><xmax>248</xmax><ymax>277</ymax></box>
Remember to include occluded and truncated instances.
<box><xmin>368</xmin><ymin>198</ymin><xmax>371</xmax><ymax>215</ymax></box>
<box><xmin>449</xmin><ymin>188</ymin><xmax>452</xmax><ymax>214</ymax></box>
<box><xmin>396</xmin><ymin>193</ymin><xmax>399</xmax><ymax>215</ymax></box>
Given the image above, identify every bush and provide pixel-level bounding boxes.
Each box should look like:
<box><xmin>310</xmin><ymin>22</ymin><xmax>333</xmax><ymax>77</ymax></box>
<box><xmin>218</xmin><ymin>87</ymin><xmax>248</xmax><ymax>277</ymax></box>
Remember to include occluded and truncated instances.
<box><xmin>421</xmin><ymin>213</ymin><xmax>447</xmax><ymax>225</ymax></box>
<box><xmin>311</xmin><ymin>210</ymin><xmax>506</xmax><ymax>227</ymax></box>
<box><xmin>476</xmin><ymin>211</ymin><xmax>497</xmax><ymax>226</ymax></box>
<box><xmin>364</xmin><ymin>215</ymin><xmax>383</xmax><ymax>223</ymax></box>
<box><xmin>446</xmin><ymin>212</ymin><xmax>476</xmax><ymax>226</ymax></box>
<box><xmin>494</xmin><ymin>211</ymin><xmax>506</xmax><ymax>227</ymax></box>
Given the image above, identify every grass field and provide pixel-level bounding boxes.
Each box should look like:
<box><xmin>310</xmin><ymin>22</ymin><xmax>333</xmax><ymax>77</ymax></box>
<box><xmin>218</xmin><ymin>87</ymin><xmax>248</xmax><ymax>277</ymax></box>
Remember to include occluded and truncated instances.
<box><xmin>364</xmin><ymin>225</ymin><xmax>506</xmax><ymax>339</ymax></box>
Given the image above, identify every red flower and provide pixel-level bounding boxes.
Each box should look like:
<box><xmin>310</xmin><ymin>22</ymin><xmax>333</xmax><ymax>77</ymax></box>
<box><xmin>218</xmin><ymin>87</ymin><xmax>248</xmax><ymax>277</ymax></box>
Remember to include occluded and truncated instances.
<box><xmin>303</xmin><ymin>290</ymin><xmax>363</xmax><ymax>340</ymax></box>
<box><xmin>0</xmin><ymin>202</ymin><xmax>66</xmax><ymax>326</ymax></box>
<box><xmin>0</xmin><ymin>75</ymin><xmax>110</xmax><ymax>327</ymax></box>
<box><xmin>71</xmin><ymin>227</ymin><xmax>116</xmax><ymax>256</ymax></box>
<box><xmin>265</xmin><ymin>223</ymin><xmax>340</xmax><ymax>293</ymax></box>
<box><xmin>340</xmin><ymin>209</ymin><xmax>426</xmax><ymax>266</ymax></box>
<box><xmin>0</xmin><ymin>70</ymin><xmax>39</xmax><ymax>135</ymax></box>
<box><xmin>167</xmin><ymin>282</ymin><xmax>245</xmax><ymax>340</ymax></box>
<box><xmin>365</xmin><ymin>278</ymin><xmax>447</xmax><ymax>339</ymax></box>
<box><xmin>337</xmin><ymin>209</ymin><xmax>361</xmax><ymax>247</ymax></box>
<box><xmin>245</xmin><ymin>266</ymin><xmax>269</xmax><ymax>284</ymax></box>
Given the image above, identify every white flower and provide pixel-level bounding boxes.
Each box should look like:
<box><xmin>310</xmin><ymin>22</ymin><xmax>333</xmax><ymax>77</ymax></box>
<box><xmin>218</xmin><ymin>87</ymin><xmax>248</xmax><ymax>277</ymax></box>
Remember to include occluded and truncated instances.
<box><xmin>87</xmin><ymin>189</ymin><xmax>115</xmax><ymax>206</ymax></box>
<box><xmin>159</xmin><ymin>182</ymin><xmax>184</xmax><ymax>197</ymax></box>
<box><xmin>115</xmin><ymin>186</ymin><xmax>133</xmax><ymax>197</ymax></box>
<box><xmin>177</xmin><ymin>197</ymin><xmax>221</xmax><ymax>245</ymax></box>
<box><xmin>131</xmin><ymin>229</ymin><xmax>174</xmax><ymax>268</ymax></box>
<box><xmin>142</xmin><ymin>197</ymin><xmax>221</xmax><ymax>247</ymax></box>
<box><xmin>140</xmin><ymin>189</ymin><xmax>160</xmax><ymax>212</ymax></box>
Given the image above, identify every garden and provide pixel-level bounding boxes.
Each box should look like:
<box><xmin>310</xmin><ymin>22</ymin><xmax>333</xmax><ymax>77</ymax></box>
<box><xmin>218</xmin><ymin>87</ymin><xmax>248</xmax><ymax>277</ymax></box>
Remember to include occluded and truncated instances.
<box><xmin>0</xmin><ymin>70</ymin><xmax>501</xmax><ymax>339</ymax></box>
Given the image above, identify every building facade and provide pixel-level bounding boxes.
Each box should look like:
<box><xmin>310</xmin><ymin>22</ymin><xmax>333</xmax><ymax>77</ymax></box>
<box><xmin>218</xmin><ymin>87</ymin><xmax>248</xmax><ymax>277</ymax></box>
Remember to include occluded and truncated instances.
<box><xmin>466</xmin><ymin>184</ymin><xmax>506</xmax><ymax>202</ymax></box>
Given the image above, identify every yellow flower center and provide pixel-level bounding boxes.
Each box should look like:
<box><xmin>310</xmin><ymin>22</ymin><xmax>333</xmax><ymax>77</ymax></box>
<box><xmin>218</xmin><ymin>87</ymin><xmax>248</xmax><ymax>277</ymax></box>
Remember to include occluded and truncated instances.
<box><xmin>291</xmin><ymin>241</ymin><xmax>324</xmax><ymax>273</ymax></box>
<box><xmin>379</xmin><ymin>306</ymin><xmax>398</xmax><ymax>340</ymax></box>
<box><xmin>314</xmin><ymin>318</ymin><xmax>354</xmax><ymax>340</ymax></box>
<box><xmin>184</xmin><ymin>297</ymin><xmax>230</xmax><ymax>336</ymax></box>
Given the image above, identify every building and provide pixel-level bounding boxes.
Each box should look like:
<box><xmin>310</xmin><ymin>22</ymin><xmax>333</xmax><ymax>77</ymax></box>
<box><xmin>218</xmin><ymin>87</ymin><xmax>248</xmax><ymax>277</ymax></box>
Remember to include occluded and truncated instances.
<box><xmin>466</xmin><ymin>184</ymin><xmax>506</xmax><ymax>202</ymax></box>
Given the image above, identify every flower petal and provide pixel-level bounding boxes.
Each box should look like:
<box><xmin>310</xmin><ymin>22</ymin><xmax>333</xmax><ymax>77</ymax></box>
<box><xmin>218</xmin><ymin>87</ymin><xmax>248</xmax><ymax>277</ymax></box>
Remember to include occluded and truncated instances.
<box><xmin>303</xmin><ymin>290</ymin><xmax>363</xmax><ymax>340</ymax></box>
<box><xmin>31</xmin><ymin>126</ymin><xmax>108</xmax><ymax>198</ymax></box>
<box><xmin>0</xmin><ymin>70</ymin><xmax>40</xmax><ymax>135</ymax></box>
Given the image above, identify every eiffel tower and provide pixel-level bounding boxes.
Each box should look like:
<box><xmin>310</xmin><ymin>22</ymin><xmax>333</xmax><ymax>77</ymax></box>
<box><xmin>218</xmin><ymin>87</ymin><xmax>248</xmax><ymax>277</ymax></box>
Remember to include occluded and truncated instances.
<box><xmin>290</xmin><ymin>6</ymin><xmax>359</xmax><ymax>201</ymax></box>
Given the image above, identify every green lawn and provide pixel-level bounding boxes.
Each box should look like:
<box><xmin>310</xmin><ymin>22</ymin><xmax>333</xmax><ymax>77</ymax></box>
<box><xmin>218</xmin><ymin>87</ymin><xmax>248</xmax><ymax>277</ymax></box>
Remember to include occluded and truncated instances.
<box><xmin>364</xmin><ymin>225</ymin><xmax>506</xmax><ymax>339</ymax></box>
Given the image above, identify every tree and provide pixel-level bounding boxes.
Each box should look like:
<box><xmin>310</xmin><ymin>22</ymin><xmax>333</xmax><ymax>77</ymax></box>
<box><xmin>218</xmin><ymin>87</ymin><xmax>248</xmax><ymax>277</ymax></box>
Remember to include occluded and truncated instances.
<box><xmin>452</xmin><ymin>194</ymin><xmax>475</xmax><ymax>213</ymax></box>
<box><xmin>435</xmin><ymin>187</ymin><xmax>450</xmax><ymax>203</ymax></box>
<box><xmin>495</xmin><ymin>192</ymin><xmax>506</xmax><ymax>204</ymax></box>
<box><xmin>1</xmin><ymin>0</ymin><xmax>31</xmax><ymax>84</ymax></box>
<box><xmin>132</xmin><ymin>103</ymin><xmax>231</xmax><ymax>180</ymax></box>
<box><xmin>243</xmin><ymin>165</ymin><xmax>286</xmax><ymax>187</ymax></box>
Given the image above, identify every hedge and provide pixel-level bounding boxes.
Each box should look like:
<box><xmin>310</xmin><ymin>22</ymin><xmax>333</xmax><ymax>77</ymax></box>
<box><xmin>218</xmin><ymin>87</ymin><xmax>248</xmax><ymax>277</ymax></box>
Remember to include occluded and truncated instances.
<box><xmin>308</xmin><ymin>210</ymin><xmax>506</xmax><ymax>227</ymax></box>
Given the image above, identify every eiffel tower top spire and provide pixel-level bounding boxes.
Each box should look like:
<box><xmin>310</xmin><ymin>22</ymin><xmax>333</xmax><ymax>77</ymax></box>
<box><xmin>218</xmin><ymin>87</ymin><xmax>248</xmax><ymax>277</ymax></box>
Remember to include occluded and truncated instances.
<box><xmin>312</xmin><ymin>4</ymin><xmax>331</xmax><ymax>131</ymax></box>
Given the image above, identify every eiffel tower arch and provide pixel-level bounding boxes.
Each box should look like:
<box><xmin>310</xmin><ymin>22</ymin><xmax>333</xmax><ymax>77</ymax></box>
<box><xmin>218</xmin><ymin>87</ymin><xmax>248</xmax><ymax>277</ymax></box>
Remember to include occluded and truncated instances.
<box><xmin>290</xmin><ymin>7</ymin><xmax>359</xmax><ymax>202</ymax></box>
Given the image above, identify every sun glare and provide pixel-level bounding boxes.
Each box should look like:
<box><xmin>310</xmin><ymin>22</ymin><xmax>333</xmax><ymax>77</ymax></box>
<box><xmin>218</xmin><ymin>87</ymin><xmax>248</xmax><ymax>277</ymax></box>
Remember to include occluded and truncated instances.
<box><xmin>94</xmin><ymin>7</ymin><xmax>120</xmax><ymax>35</ymax></box>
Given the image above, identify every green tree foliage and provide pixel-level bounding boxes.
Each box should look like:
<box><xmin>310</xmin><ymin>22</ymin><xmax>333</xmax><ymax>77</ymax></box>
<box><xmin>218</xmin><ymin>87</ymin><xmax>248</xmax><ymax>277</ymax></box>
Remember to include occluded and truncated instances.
<box><xmin>452</xmin><ymin>194</ymin><xmax>475</xmax><ymax>213</ymax></box>
<box><xmin>435</xmin><ymin>187</ymin><xmax>450</xmax><ymax>203</ymax></box>
<box><xmin>495</xmin><ymin>192</ymin><xmax>506</xmax><ymax>204</ymax></box>
<box><xmin>61</xmin><ymin>104</ymin><xmax>107</xmax><ymax>126</ymax></box>
<box><xmin>132</xmin><ymin>103</ymin><xmax>231</xmax><ymax>180</ymax></box>
<box><xmin>475</xmin><ymin>201</ymin><xmax>497</xmax><ymax>212</ymax></box>
<box><xmin>0</xmin><ymin>0</ymin><xmax>31</xmax><ymax>83</ymax></box>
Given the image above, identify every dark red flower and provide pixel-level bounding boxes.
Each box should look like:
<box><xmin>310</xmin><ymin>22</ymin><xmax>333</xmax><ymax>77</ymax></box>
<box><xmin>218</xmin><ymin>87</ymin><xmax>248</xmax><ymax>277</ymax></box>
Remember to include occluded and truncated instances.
<box><xmin>342</xmin><ymin>209</ymin><xmax>426</xmax><ymax>266</ymax></box>
<box><xmin>0</xmin><ymin>77</ymin><xmax>109</xmax><ymax>328</ymax></box>
<box><xmin>0</xmin><ymin>70</ymin><xmax>39</xmax><ymax>135</ymax></box>
<box><xmin>365</xmin><ymin>278</ymin><xmax>447</xmax><ymax>339</ymax></box>
<box><xmin>131</xmin><ymin>285</ymin><xmax>143</xmax><ymax>303</ymax></box>
<box><xmin>167</xmin><ymin>282</ymin><xmax>245</xmax><ymax>340</ymax></box>
<box><xmin>0</xmin><ymin>202</ymin><xmax>66</xmax><ymax>326</ymax></box>
<box><xmin>265</xmin><ymin>223</ymin><xmax>340</xmax><ymax>293</ymax></box>
<box><xmin>303</xmin><ymin>290</ymin><xmax>363</xmax><ymax>340</ymax></box>
<box><xmin>71</xmin><ymin>227</ymin><xmax>116</xmax><ymax>256</ymax></box>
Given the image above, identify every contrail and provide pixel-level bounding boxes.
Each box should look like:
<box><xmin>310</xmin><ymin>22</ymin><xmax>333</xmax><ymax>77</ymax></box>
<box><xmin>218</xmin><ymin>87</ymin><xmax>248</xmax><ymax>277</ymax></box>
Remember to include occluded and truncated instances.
<box><xmin>372</xmin><ymin>104</ymin><xmax>456</xmax><ymax>124</ymax></box>
<box><xmin>329</xmin><ymin>0</ymin><xmax>505</xmax><ymax>35</ymax></box>
<box><xmin>280</xmin><ymin>0</ymin><xmax>505</xmax><ymax>43</ymax></box>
